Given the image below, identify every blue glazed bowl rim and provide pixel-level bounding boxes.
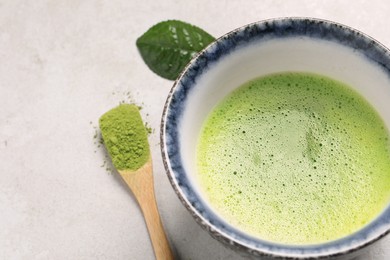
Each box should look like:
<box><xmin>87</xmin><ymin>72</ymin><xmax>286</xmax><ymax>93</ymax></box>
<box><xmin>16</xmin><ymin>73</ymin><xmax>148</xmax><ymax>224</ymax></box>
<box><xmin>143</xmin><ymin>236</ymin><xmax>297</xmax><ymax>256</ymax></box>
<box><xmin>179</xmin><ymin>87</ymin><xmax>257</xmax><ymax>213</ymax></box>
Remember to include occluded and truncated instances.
<box><xmin>160</xmin><ymin>17</ymin><xmax>390</xmax><ymax>259</ymax></box>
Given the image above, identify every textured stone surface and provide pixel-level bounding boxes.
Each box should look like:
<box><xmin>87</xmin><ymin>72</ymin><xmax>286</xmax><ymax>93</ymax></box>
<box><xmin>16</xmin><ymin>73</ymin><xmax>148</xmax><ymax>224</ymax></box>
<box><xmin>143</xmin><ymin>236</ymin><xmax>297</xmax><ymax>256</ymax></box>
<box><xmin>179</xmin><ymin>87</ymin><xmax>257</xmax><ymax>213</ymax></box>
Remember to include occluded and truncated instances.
<box><xmin>0</xmin><ymin>1</ymin><xmax>389</xmax><ymax>259</ymax></box>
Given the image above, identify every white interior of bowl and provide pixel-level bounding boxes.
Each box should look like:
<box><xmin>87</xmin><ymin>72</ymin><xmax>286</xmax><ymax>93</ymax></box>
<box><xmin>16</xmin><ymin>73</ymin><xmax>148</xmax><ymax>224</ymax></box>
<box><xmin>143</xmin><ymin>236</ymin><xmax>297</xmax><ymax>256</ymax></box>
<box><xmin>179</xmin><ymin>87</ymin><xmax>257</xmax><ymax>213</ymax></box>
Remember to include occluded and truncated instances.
<box><xmin>179</xmin><ymin>36</ymin><xmax>390</xmax><ymax>205</ymax></box>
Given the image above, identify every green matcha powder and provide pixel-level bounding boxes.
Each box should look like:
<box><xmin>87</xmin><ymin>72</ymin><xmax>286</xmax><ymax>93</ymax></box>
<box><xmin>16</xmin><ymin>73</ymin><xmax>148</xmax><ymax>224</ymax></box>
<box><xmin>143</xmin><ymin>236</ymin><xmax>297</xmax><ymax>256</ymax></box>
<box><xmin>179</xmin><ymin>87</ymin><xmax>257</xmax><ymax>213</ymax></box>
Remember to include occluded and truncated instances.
<box><xmin>99</xmin><ymin>104</ymin><xmax>150</xmax><ymax>171</ymax></box>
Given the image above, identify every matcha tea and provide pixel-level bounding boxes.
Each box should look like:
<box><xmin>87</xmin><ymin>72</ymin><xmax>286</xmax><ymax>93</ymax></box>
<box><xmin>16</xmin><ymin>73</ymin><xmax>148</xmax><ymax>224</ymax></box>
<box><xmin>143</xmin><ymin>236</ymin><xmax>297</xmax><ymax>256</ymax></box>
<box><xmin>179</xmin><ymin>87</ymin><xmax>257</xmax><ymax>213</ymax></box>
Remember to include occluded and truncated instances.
<box><xmin>196</xmin><ymin>72</ymin><xmax>390</xmax><ymax>244</ymax></box>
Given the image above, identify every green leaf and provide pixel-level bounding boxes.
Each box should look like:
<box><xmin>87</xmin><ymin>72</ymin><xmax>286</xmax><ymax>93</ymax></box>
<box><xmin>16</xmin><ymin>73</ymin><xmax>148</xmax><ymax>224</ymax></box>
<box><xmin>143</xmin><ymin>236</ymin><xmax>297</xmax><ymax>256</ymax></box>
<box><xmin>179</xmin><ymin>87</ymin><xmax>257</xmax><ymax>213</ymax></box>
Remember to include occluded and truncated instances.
<box><xmin>136</xmin><ymin>20</ymin><xmax>215</xmax><ymax>80</ymax></box>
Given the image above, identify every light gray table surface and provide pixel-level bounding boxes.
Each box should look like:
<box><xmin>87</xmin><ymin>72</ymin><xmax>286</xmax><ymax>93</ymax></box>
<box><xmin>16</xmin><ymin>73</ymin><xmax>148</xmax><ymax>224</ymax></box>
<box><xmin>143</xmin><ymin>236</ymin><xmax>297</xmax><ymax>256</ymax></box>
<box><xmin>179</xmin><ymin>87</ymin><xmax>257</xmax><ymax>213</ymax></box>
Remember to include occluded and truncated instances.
<box><xmin>1</xmin><ymin>1</ymin><xmax>390</xmax><ymax>259</ymax></box>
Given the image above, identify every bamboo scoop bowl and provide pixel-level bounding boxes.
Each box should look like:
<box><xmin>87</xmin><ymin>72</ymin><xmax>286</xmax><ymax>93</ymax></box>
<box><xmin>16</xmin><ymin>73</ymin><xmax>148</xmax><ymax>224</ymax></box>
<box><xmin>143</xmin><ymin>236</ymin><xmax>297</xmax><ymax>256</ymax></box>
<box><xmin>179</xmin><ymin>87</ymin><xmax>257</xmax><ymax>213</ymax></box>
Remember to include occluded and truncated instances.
<box><xmin>99</xmin><ymin>104</ymin><xmax>174</xmax><ymax>260</ymax></box>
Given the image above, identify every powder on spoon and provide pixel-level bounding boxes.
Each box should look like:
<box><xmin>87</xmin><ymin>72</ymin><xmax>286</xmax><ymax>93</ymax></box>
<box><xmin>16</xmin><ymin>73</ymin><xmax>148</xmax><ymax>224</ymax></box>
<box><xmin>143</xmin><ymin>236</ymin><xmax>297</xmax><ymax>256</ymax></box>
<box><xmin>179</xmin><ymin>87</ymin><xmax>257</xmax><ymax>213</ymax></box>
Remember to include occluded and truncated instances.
<box><xmin>99</xmin><ymin>104</ymin><xmax>150</xmax><ymax>171</ymax></box>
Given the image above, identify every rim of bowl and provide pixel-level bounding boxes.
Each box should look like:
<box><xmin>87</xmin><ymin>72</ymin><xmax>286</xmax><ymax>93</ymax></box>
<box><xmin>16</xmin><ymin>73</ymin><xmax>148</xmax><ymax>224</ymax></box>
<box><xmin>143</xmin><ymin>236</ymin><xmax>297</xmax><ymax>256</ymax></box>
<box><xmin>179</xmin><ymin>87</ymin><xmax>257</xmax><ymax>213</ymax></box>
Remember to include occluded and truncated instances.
<box><xmin>160</xmin><ymin>17</ymin><xmax>390</xmax><ymax>259</ymax></box>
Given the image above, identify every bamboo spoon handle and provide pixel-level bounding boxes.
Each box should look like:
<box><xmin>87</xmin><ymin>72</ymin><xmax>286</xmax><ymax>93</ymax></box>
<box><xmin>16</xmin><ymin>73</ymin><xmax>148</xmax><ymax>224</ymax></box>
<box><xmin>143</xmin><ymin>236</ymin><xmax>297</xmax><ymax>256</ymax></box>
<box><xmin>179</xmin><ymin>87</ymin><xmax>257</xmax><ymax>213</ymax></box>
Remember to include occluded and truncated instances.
<box><xmin>119</xmin><ymin>159</ymin><xmax>174</xmax><ymax>260</ymax></box>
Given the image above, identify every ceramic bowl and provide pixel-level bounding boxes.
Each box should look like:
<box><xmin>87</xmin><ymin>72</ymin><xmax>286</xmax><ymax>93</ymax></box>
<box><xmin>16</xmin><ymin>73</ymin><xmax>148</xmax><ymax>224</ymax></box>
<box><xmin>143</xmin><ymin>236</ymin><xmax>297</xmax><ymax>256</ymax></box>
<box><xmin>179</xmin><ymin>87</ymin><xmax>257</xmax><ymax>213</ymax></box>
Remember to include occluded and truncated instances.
<box><xmin>160</xmin><ymin>17</ymin><xmax>390</xmax><ymax>259</ymax></box>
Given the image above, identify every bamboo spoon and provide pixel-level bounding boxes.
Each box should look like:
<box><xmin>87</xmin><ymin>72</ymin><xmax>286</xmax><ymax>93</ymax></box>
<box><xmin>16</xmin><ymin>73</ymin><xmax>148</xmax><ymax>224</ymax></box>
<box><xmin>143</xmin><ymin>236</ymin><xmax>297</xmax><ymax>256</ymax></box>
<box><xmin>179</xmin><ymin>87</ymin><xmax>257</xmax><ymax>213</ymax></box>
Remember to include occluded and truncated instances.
<box><xmin>99</xmin><ymin>104</ymin><xmax>174</xmax><ymax>260</ymax></box>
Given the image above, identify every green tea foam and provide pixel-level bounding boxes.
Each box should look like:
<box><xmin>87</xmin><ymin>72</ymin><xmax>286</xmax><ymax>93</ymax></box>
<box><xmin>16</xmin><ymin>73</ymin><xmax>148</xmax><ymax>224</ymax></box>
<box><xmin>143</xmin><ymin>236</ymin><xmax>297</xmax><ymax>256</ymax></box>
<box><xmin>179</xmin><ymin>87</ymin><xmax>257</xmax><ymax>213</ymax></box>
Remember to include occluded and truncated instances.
<box><xmin>196</xmin><ymin>72</ymin><xmax>390</xmax><ymax>244</ymax></box>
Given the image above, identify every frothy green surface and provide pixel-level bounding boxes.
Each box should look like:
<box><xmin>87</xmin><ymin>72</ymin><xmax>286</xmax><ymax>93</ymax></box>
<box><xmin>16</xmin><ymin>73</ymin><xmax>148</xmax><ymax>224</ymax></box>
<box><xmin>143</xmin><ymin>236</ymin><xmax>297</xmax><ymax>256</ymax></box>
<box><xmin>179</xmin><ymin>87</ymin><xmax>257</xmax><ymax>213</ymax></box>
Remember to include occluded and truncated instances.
<box><xmin>196</xmin><ymin>72</ymin><xmax>390</xmax><ymax>244</ymax></box>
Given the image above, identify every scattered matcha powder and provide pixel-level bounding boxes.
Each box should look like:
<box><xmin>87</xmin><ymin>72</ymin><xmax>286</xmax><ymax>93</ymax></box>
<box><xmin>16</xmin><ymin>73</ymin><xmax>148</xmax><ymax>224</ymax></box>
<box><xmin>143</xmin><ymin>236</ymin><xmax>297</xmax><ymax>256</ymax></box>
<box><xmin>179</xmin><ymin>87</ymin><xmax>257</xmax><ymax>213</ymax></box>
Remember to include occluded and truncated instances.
<box><xmin>92</xmin><ymin>123</ymin><xmax>113</xmax><ymax>172</ymax></box>
<box><xmin>99</xmin><ymin>104</ymin><xmax>150</xmax><ymax>171</ymax></box>
<box><xmin>111</xmin><ymin>90</ymin><xmax>134</xmax><ymax>105</ymax></box>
